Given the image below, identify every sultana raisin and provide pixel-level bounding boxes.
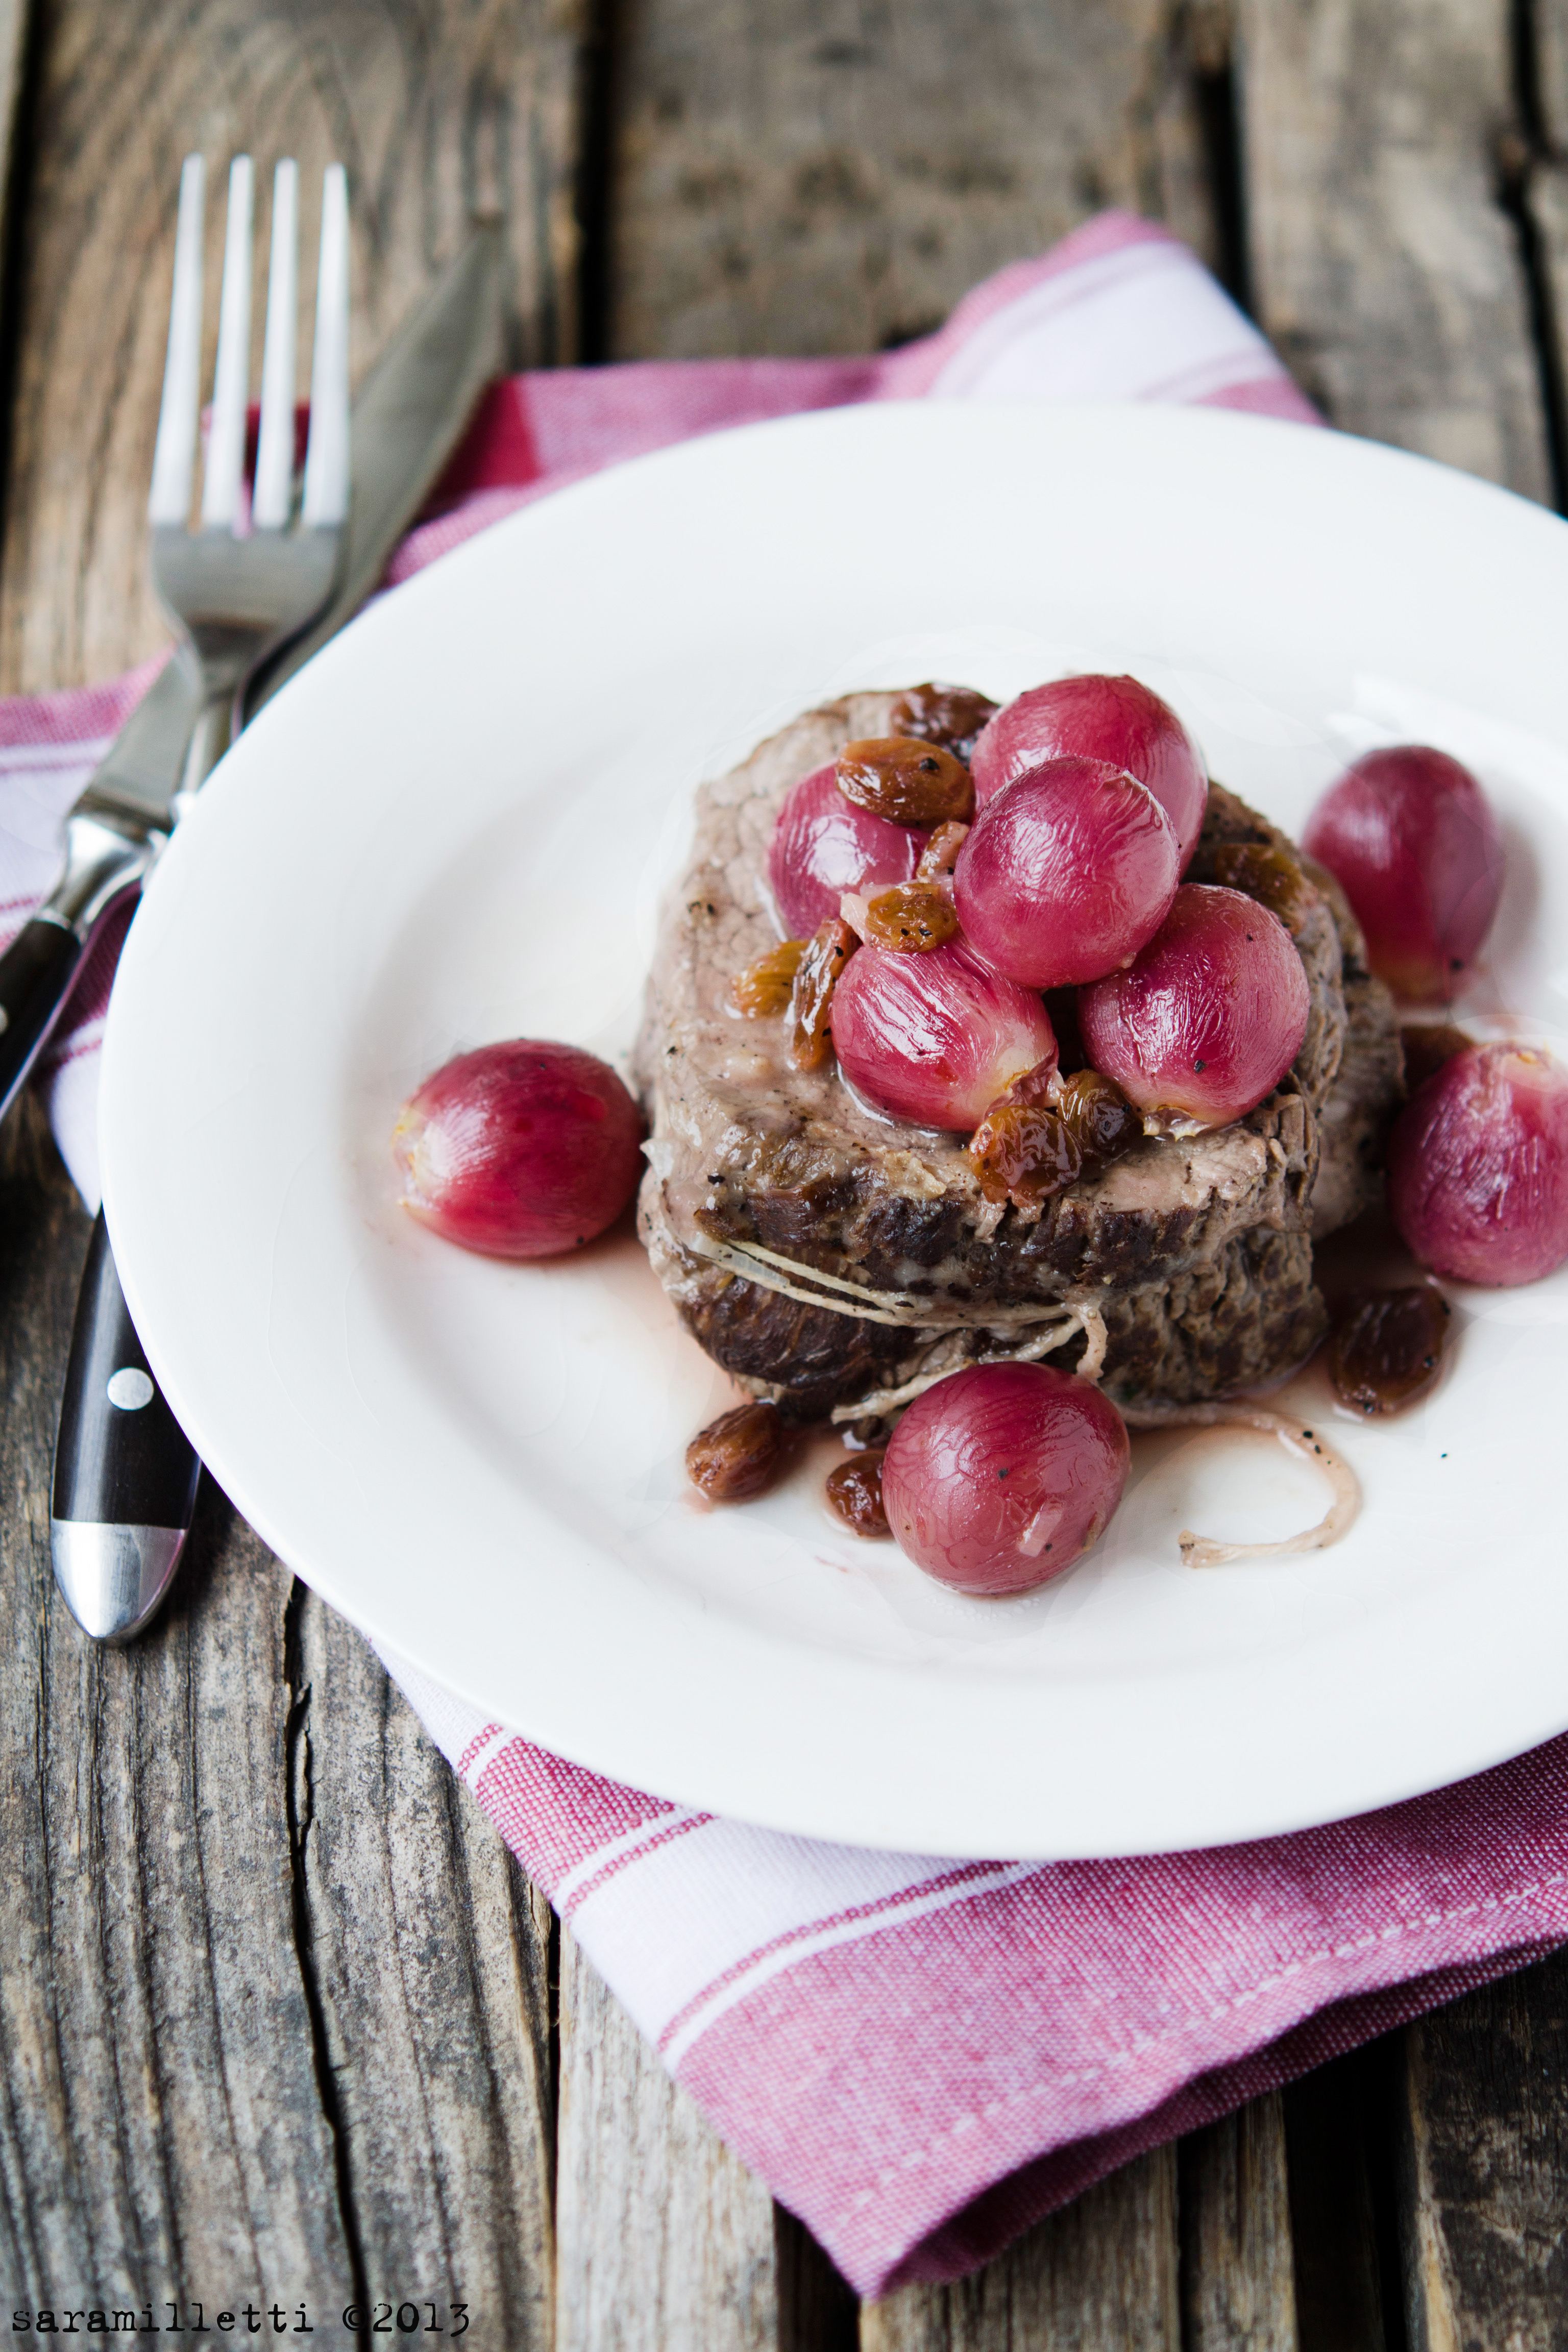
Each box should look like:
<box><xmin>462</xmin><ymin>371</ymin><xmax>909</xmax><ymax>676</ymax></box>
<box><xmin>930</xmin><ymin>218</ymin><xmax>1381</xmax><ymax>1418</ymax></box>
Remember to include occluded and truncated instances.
<box><xmin>1327</xmin><ymin>1285</ymin><xmax>1452</xmax><ymax>1415</ymax></box>
<box><xmin>889</xmin><ymin>682</ymin><xmax>998</xmax><ymax>761</ymax></box>
<box><xmin>916</xmin><ymin>821</ymin><xmax>970</xmax><ymax>881</ymax></box>
<box><xmin>825</xmin><ymin>1450</ymin><xmax>890</xmax><ymax>1536</ymax></box>
<box><xmin>863</xmin><ymin>882</ymin><xmax>960</xmax><ymax>953</ymax></box>
<box><xmin>1400</xmin><ymin>1021</ymin><xmax>1473</xmax><ymax>1094</ymax></box>
<box><xmin>687</xmin><ymin>1400</ymin><xmax>785</xmax><ymax>1500</ymax></box>
<box><xmin>1210</xmin><ymin>841</ymin><xmax>1319</xmax><ymax>935</ymax></box>
<box><xmin>836</xmin><ymin>736</ymin><xmax>975</xmax><ymax>826</ymax></box>
<box><xmin>729</xmin><ymin>938</ymin><xmax>807</xmax><ymax>1016</ymax></box>
<box><xmin>788</xmin><ymin>916</ymin><xmax>859</xmax><ymax>1071</ymax></box>
<box><xmin>968</xmin><ymin>1066</ymin><xmax>1138</xmax><ymax>1207</ymax></box>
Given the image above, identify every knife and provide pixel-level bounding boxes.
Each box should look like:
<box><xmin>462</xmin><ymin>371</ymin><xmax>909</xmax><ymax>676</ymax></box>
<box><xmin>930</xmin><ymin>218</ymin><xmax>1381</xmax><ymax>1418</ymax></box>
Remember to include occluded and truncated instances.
<box><xmin>50</xmin><ymin>220</ymin><xmax>506</xmax><ymax>1644</ymax></box>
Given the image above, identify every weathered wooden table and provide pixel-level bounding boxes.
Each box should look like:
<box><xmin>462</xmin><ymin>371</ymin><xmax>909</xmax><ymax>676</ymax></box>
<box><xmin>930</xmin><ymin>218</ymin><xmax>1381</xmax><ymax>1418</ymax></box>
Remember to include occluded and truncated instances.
<box><xmin>3</xmin><ymin>1</ymin><xmax>1566</xmax><ymax>2342</ymax></box>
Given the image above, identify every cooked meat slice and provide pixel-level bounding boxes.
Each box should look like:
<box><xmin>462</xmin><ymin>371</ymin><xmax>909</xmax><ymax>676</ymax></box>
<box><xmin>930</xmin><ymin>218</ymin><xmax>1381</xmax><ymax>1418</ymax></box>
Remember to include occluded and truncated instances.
<box><xmin>634</xmin><ymin>693</ymin><xmax>1403</xmax><ymax>1420</ymax></box>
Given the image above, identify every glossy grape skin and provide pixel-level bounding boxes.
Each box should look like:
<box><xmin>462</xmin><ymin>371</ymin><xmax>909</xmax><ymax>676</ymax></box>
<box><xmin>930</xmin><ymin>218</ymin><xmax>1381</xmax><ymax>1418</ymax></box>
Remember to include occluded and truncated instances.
<box><xmin>767</xmin><ymin>764</ymin><xmax>926</xmax><ymax>940</ymax></box>
<box><xmin>1387</xmin><ymin>1044</ymin><xmax>1568</xmax><ymax>1285</ymax></box>
<box><xmin>971</xmin><ymin>675</ymin><xmax>1209</xmax><ymax>868</ymax></box>
<box><xmin>830</xmin><ymin>936</ymin><xmax>1057</xmax><ymax>1131</ymax></box>
<box><xmin>881</xmin><ymin>1362</ymin><xmax>1130</xmax><ymax>1595</ymax></box>
<box><xmin>1301</xmin><ymin>745</ymin><xmax>1504</xmax><ymax>1004</ymax></box>
<box><xmin>1077</xmin><ymin>885</ymin><xmax>1310</xmax><ymax>1131</ymax></box>
<box><xmin>953</xmin><ymin>756</ymin><xmax>1180</xmax><ymax>989</ymax></box>
<box><xmin>394</xmin><ymin>1040</ymin><xmax>644</xmax><ymax>1258</ymax></box>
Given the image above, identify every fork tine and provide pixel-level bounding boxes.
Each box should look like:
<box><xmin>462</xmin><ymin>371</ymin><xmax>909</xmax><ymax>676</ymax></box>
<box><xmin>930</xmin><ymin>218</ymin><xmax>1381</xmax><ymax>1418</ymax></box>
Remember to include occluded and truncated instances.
<box><xmin>301</xmin><ymin>163</ymin><xmax>350</xmax><ymax>528</ymax></box>
<box><xmin>253</xmin><ymin>160</ymin><xmax>299</xmax><ymax>530</ymax></box>
<box><xmin>148</xmin><ymin>154</ymin><xmax>205</xmax><ymax>527</ymax></box>
<box><xmin>201</xmin><ymin>155</ymin><xmax>255</xmax><ymax>530</ymax></box>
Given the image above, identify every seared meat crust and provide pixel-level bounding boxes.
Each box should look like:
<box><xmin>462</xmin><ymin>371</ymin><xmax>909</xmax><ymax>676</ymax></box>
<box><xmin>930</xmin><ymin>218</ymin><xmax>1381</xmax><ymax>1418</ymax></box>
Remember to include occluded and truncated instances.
<box><xmin>634</xmin><ymin>694</ymin><xmax>1403</xmax><ymax>1421</ymax></box>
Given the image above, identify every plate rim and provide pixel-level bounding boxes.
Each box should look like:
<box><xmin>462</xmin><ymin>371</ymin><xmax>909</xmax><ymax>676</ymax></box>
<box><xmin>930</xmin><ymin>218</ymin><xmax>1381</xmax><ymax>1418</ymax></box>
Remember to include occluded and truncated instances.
<box><xmin>101</xmin><ymin>396</ymin><xmax>1568</xmax><ymax>1858</ymax></box>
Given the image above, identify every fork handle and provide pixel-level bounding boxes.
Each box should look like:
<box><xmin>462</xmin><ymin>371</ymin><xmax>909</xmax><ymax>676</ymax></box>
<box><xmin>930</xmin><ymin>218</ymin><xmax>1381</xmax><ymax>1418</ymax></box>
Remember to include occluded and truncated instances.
<box><xmin>0</xmin><ymin>918</ymin><xmax>85</xmax><ymax>1122</ymax></box>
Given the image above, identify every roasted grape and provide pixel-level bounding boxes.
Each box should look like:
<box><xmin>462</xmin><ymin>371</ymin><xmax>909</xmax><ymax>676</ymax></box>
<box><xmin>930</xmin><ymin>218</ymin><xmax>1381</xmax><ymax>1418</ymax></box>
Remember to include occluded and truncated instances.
<box><xmin>971</xmin><ymin>674</ymin><xmax>1209</xmax><ymax>866</ymax></box>
<box><xmin>953</xmin><ymin>756</ymin><xmax>1179</xmax><ymax>989</ymax></box>
<box><xmin>881</xmin><ymin>1363</ymin><xmax>1130</xmax><ymax>1595</ymax></box>
<box><xmin>1387</xmin><ymin>1043</ymin><xmax>1568</xmax><ymax>1285</ymax></box>
<box><xmin>1077</xmin><ymin>885</ymin><xmax>1310</xmax><ymax>1131</ymax></box>
<box><xmin>1301</xmin><ymin>745</ymin><xmax>1505</xmax><ymax>1003</ymax></box>
<box><xmin>394</xmin><ymin>1040</ymin><xmax>644</xmax><ymax>1258</ymax></box>
<box><xmin>837</xmin><ymin>737</ymin><xmax>975</xmax><ymax>826</ymax></box>
<box><xmin>767</xmin><ymin>763</ymin><xmax>925</xmax><ymax>940</ymax></box>
<box><xmin>830</xmin><ymin>937</ymin><xmax>1057</xmax><ymax>1131</ymax></box>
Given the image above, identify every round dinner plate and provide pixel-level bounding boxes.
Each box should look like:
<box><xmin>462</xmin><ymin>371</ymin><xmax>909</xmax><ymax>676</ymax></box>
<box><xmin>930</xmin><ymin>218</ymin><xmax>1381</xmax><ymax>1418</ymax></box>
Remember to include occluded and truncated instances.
<box><xmin>102</xmin><ymin>401</ymin><xmax>1568</xmax><ymax>1859</ymax></box>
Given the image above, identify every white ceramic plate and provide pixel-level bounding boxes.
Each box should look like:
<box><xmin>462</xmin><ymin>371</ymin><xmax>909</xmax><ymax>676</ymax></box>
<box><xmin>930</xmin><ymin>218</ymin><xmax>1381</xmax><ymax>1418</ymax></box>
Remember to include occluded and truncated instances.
<box><xmin>101</xmin><ymin>402</ymin><xmax>1568</xmax><ymax>1858</ymax></box>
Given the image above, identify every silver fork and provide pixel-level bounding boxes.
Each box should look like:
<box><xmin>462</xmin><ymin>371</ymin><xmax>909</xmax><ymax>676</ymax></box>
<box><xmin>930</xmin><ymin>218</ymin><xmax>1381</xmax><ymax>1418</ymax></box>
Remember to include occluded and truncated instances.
<box><xmin>150</xmin><ymin>151</ymin><xmax>351</xmax><ymax>802</ymax></box>
<box><xmin>47</xmin><ymin>155</ymin><xmax>351</xmax><ymax>1649</ymax></box>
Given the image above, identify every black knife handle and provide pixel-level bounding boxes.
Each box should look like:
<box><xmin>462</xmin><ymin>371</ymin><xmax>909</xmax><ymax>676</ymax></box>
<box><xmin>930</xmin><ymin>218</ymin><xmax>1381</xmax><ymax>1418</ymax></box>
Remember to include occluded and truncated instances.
<box><xmin>0</xmin><ymin>917</ymin><xmax>84</xmax><ymax>1120</ymax></box>
<box><xmin>51</xmin><ymin>1210</ymin><xmax>200</xmax><ymax>1642</ymax></box>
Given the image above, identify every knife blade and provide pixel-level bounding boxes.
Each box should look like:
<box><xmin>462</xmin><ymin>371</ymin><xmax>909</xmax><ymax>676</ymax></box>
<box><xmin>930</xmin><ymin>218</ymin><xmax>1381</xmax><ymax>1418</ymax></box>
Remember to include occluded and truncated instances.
<box><xmin>50</xmin><ymin>219</ymin><xmax>507</xmax><ymax>1645</ymax></box>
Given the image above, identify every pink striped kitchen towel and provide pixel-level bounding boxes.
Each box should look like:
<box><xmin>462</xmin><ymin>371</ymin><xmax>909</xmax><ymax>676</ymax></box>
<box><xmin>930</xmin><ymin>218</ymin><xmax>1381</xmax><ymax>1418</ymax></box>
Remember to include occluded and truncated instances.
<box><xmin>11</xmin><ymin>209</ymin><xmax>1566</xmax><ymax>2301</ymax></box>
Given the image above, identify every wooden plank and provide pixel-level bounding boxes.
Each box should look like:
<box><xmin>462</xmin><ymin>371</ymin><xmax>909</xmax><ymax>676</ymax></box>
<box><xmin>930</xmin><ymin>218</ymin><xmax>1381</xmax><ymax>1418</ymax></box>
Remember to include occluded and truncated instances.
<box><xmin>1237</xmin><ymin>0</ymin><xmax>1552</xmax><ymax>495</ymax></box>
<box><xmin>554</xmin><ymin>1923</ymin><xmax>783</xmax><ymax>2351</ymax></box>
<box><xmin>860</xmin><ymin>2145</ymin><xmax>1180</xmax><ymax>2351</ymax></box>
<box><xmin>0</xmin><ymin>0</ymin><xmax>589</xmax><ymax>695</ymax></box>
<box><xmin>0</xmin><ymin>1095</ymin><xmax>355</xmax><ymax>2306</ymax></box>
<box><xmin>1393</xmin><ymin>1955</ymin><xmax>1568</xmax><ymax>2352</ymax></box>
<box><xmin>1178</xmin><ymin>2093</ymin><xmax>1298</xmax><ymax>2350</ymax></box>
<box><xmin>599</xmin><ymin>0</ymin><xmax>1231</xmax><ymax>361</ymax></box>
<box><xmin>1281</xmin><ymin>2045</ymin><xmax>1398</xmax><ymax>2352</ymax></box>
<box><xmin>289</xmin><ymin>1592</ymin><xmax>557</xmax><ymax>2340</ymax></box>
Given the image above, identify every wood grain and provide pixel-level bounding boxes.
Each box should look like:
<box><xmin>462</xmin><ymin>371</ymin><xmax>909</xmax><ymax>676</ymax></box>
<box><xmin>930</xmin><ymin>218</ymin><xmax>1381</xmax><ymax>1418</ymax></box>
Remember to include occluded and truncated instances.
<box><xmin>1394</xmin><ymin>1957</ymin><xmax>1568</xmax><ymax>2352</ymax></box>
<box><xmin>0</xmin><ymin>0</ymin><xmax>589</xmax><ymax>695</ymax></box>
<box><xmin>860</xmin><ymin>2145</ymin><xmax>1180</xmax><ymax>2351</ymax></box>
<box><xmin>554</xmin><ymin>1923</ymin><xmax>782</xmax><ymax>2351</ymax></box>
<box><xmin>0</xmin><ymin>1096</ymin><xmax>354</xmax><ymax>2307</ymax></box>
<box><xmin>288</xmin><ymin>1595</ymin><xmax>557</xmax><ymax>2340</ymax></box>
<box><xmin>1238</xmin><ymin>0</ymin><xmax>1552</xmax><ymax>494</ymax></box>
<box><xmin>599</xmin><ymin>0</ymin><xmax>1230</xmax><ymax>360</ymax></box>
<box><xmin>1179</xmin><ymin>2093</ymin><xmax>1298</xmax><ymax>2350</ymax></box>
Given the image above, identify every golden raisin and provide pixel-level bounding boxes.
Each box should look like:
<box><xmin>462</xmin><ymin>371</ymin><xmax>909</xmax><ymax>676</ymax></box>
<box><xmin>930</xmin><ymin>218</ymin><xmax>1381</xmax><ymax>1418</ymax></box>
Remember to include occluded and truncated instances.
<box><xmin>788</xmin><ymin>916</ymin><xmax>859</xmax><ymax>1071</ymax></box>
<box><xmin>889</xmin><ymin>682</ymin><xmax>998</xmax><ymax>760</ymax></box>
<box><xmin>825</xmin><ymin>1451</ymin><xmax>890</xmax><ymax>1537</ymax></box>
<box><xmin>729</xmin><ymin>938</ymin><xmax>807</xmax><ymax>1016</ymax></box>
<box><xmin>1210</xmin><ymin>842</ymin><xmax>1319</xmax><ymax>935</ymax></box>
<box><xmin>686</xmin><ymin>1400</ymin><xmax>785</xmax><ymax>1501</ymax></box>
<box><xmin>968</xmin><ymin>1067</ymin><xmax>1138</xmax><ymax>1208</ymax></box>
<box><xmin>836</xmin><ymin>737</ymin><xmax>975</xmax><ymax>826</ymax></box>
<box><xmin>1401</xmin><ymin>1021</ymin><xmax>1473</xmax><ymax>1094</ymax></box>
<box><xmin>1327</xmin><ymin>1285</ymin><xmax>1451</xmax><ymax>1415</ymax></box>
<box><xmin>916</xmin><ymin>821</ymin><xmax>970</xmax><ymax>881</ymax></box>
<box><xmin>863</xmin><ymin>882</ymin><xmax>960</xmax><ymax>953</ymax></box>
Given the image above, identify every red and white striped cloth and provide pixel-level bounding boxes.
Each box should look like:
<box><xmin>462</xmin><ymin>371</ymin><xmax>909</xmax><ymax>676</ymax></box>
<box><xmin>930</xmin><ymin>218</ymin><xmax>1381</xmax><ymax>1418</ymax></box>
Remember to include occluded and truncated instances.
<box><xmin>13</xmin><ymin>210</ymin><xmax>1567</xmax><ymax>2298</ymax></box>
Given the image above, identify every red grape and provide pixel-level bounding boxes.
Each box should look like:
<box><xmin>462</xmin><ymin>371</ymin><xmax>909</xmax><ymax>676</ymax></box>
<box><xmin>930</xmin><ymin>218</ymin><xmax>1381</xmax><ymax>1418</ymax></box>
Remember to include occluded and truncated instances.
<box><xmin>1077</xmin><ymin>885</ymin><xmax>1310</xmax><ymax>1131</ymax></box>
<box><xmin>394</xmin><ymin>1040</ymin><xmax>644</xmax><ymax>1257</ymax></box>
<box><xmin>830</xmin><ymin>937</ymin><xmax>1057</xmax><ymax>1131</ymax></box>
<box><xmin>1301</xmin><ymin>745</ymin><xmax>1505</xmax><ymax>1003</ymax></box>
<box><xmin>952</xmin><ymin>756</ymin><xmax>1180</xmax><ymax>988</ymax></box>
<box><xmin>881</xmin><ymin>1362</ymin><xmax>1130</xmax><ymax>1595</ymax></box>
<box><xmin>1387</xmin><ymin>1043</ymin><xmax>1568</xmax><ymax>1285</ymax></box>
<box><xmin>971</xmin><ymin>675</ymin><xmax>1209</xmax><ymax>868</ymax></box>
<box><xmin>767</xmin><ymin>764</ymin><xmax>925</xmax><ymax>939</ymax></box>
